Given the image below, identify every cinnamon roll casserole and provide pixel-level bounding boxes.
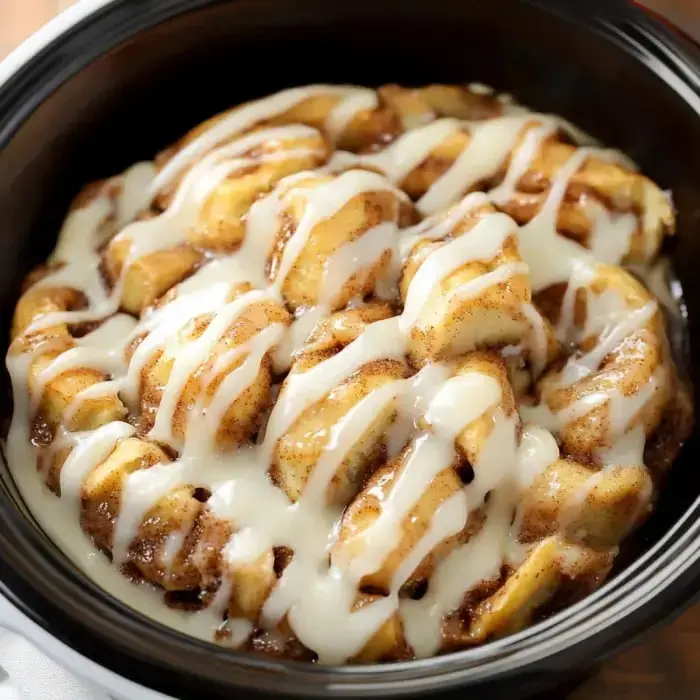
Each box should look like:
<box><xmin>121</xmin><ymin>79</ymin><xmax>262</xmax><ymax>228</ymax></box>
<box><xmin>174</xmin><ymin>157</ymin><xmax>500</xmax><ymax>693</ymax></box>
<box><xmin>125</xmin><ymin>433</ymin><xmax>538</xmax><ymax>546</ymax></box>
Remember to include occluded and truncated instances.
<box><xmin>5</xmin><ymin>84</ymin><xmax>693</xmax><ymax>664</ymax></box>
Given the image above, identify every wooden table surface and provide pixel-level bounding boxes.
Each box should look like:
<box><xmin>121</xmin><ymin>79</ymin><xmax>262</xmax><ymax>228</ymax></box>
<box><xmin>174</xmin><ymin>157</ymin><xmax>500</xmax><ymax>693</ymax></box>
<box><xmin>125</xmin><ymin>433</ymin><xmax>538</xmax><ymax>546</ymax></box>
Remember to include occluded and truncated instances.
<box><xmin>2</xmin><ymin>1</ymin><xmax>700</xmax><ymax>698</ymax></box>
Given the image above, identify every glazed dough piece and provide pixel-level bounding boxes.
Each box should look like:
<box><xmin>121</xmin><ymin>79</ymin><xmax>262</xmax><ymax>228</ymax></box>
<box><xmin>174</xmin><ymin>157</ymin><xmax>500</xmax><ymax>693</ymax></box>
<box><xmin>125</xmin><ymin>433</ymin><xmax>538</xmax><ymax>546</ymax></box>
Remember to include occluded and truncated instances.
<box><xmin>534</xmin><ymin>264</ymin><xmax>671</xmax><ymax>457</ymax></box>
<box><xmin>179</xmin><ymin>509</ymin><xmax>273</xmax><ymax>624</ymax></box>
<box><xmin>225</xmin><ymin>549</ymin><xmax>277</xmax><ymax>621</ymax></box>
<box><xmin>105</xmin><ymin>129</ymin><xmax>329</xmax><ymax>315</ymax></box>
<box><xmin>11</xmin><ymin>284</ymin><xmax>86</xmax><ymax>342</ymax></box>
<box><xmin>162</xmin><ymin>89</ymin><xmax>393</xmax><ymax>165</ymax></box>
<box><xmin>32</xmin><ymin>161</ymin><xmax>192</xmax><ymax>319</ymax></box>
<box><xmin>161</xmin><ymin>84</ymin><xmax>504</xmax><ymax>171</ymax></box>
<box><xmin>516</xmin><ymin>457</ymin><xmax>652</xmax><ymax>548</ymax></box>
<box><xmin>37</xmin><ymin>172</ymin><xmax>143</xmax><ymax>281</ymax></box>
<box><xmin>193</xmin><ymin>511</ymin><xmax>277</xmax><ymax>622</ymax></box>
<box><xmin>80</xmin><ymin>437</ymin><xmax>168</xmax><ymax>552</ymax></box>
<box><xmin>163</xmin><ymin>128</ymin><xmax>330</xmax><ymax>250</ymax></box>
<box><xmin>469</xmin><ymin>537</ymin><xmax>562</xmax><ymax>641</ymax></box>
<box><xmin>334</xmin><ymin>352</ymin><xmax>515</xmax><ymax>594</ymax></box>
<box><xmin>467</xmin><ymin>536</ymin><xmax>613</xmax><ymax>643</ymax></box>
<box><xmin>26</xmin><ymin>344</ymin><xmax>127</xmax><ymax>433</ymax></box>
<box><xmin>129</xmin><ymin>485</ymin><xmax>204</xmax><ymax>591</ymax></box>
<box><xmin>373</xmin><ymin>118</ymin><xmax>671</xmax><ymax>262</ymax></box>
<box><xmin>270</xmin><ymin>304</ymin><xmax>407</xmax><ymax>507</ymax></box>
<box><xmin>378</xmin><ymin>84</ymin><xmax>503</xmax><ymax>129</ymax></box>
<box><xmin>262</xmin><ymin>93</ymin><xmax>396</xmax><ymax>153</ymax></box>
<box><xmin>271</xmin><ymin>358</ymin><xmax>410</xmax><ymax>506</ymax></box>
<box><xmin>463</xmin><ymin>268</ymin><xmax>675</xmax><ymax>646</ymax></box>
<box><xmin>496</xmin><ymin>135</ymin><xmax>673</xmax><ymax>262</ymax></box>
<box><xmin>10</xmin><ymin>286</ymin><xmax>126</xmax><ymax>434</ymax></box>
<box><xmin>241</xmin><ymin>594</ymin><xmax>409</xmax><ymax>663</ymax></box>
<box><xmin>293</xmin><ymin>302</ymin><xmax>395</xmax><ymax>362</ymax></box>
<box><xmin>104</xmin><ymin>237</ymin><xmax>204</xmax><ymax>316</ymax></box>
<box><xmin>136</xmin><ymin>284</ymin><xmax>291</xmax><ymax>449</ymax></box>
<box><xmin>76</xmin><ymin>436</ymin><xmax>204</xmax><ymax>590</ymax></box>
<box><xmin>335</xmin><ymin>455</ymin><xmax>467</xmax><ymax>593</ymax></box>
<box><xmin>195</xmin><ymin>521</ymin><xmax>407</xmax><ymax>661</ymax></box>
<box><xmin>266</xmin><ymin>170</ymin><xmax>412</xmax><ymax>312</ymax></box>
<box><xmin>350</xmin><ymin>596</ymin><xmax>408</xmax><ymax>663</ymax></box>
<box><xmin>399</xmin><ymin>196</ymin><xmax>532</xmax><ymax>366</ymax></box>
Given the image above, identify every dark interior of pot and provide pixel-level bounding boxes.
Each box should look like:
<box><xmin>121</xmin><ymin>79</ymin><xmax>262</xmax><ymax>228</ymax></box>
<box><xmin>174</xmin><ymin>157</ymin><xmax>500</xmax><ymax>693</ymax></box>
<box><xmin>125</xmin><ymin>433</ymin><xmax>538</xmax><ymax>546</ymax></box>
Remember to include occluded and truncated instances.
<box><xmin>1</xmin><ymin>0</ymin><xmax>700</xmax><ymax>698</ymax></box>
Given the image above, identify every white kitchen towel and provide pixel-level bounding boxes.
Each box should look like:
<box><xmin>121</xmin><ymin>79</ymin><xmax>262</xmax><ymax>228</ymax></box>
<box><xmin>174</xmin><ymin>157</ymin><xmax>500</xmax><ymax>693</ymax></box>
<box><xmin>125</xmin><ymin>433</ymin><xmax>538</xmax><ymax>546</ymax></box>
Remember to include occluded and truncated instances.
<box><xmin>0</xmin><ymin>629</ymin><xmax>107</xmax><ymax>700</ymax></box>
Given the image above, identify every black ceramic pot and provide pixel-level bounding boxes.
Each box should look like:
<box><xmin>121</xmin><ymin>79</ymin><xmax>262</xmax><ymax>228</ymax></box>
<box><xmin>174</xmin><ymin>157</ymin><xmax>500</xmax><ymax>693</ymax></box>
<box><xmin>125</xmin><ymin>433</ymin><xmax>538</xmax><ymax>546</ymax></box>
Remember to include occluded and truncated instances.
<box><xmin>0</xmin><ymin>0</ymin><xmax>699</xmax><ymax>698</ymax></box>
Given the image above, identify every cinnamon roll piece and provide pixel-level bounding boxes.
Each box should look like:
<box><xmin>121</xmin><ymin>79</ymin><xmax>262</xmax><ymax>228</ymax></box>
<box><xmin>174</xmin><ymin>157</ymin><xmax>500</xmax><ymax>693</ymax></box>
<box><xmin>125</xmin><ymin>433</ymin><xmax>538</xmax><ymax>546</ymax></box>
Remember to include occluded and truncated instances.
<box><xmin>136</xmin><ymin>284</ymin><xmax>291</xmax><ymax>449</ymax></box>
<box><xmin>533</xmin><ymin>264</ymin><xmax>672</xmax><ymax>459</ymax></box>
<box><xmin>334</xmin><ymin>352</ymin><xmax>516</xmax><ymax>594</ymax></box>
<box><xmin>399</xmin><ymin>196</ymin><xmax>532</xmax><ymax>366</ymax></box>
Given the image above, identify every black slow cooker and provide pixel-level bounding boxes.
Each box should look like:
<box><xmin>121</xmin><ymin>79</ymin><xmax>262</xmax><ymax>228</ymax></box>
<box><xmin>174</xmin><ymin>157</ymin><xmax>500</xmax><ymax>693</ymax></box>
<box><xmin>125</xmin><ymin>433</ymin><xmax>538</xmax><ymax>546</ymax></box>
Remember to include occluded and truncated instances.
<box><xmin>1</xmin><ymin>0</ymin><xmax>700</xmax><ymax>697</ymax></box>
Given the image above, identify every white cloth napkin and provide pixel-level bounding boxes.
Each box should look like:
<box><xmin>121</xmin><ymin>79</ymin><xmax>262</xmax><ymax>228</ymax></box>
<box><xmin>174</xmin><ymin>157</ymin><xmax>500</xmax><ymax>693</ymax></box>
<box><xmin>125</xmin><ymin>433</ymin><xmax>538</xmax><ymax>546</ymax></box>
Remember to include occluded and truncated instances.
<box><xmin>0</xmin><ymin>629</ymin><xmax>107</xmax><ymax>700</ymax></box>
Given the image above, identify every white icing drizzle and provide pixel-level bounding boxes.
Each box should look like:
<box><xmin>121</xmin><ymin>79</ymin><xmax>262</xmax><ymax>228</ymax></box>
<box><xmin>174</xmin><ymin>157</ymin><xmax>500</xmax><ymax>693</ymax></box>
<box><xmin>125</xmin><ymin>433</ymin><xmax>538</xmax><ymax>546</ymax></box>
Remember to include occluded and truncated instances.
<box><xmin>563</xmin><ymin>367</ymin><xmax>663</xmax><ymax>440</ymax></box>
<box><xmin>523</xmin><ymin>256</ymin><xmax>663</xmax><ymax>448</ymax></box>
<box><xmin>489</xmin><ymin>122</ymin><xmax>556</xmax><ymax>205</ymax></box>
<box><xmin>59</xmin><ymin>422</ymin><xmax>136</xmax><ymax>511</ymax></box>
<box><xmin>116</xmin><ymin>162</ymin><xmax>158</xmax><ymax>226</ymax></box>
<box><xmin>523</xmin><ymin>364</ymin><xmax>664</xmax><ymax>449</ymax></box>
<box><xmin>187</xmin><ymin>322</ymin><xmax>286</xmax><ymax>447</ymax></box>
<box><xmin>148</xmin><ymin>289</ymin><xmax>271</xmax><ymax>447</ymax></box>
<box><xmin>399</xmin><ymin>191</ymin><xmax>492</xmax><ymax>258</ymax></box>
<box><xmin>119</xmin><ymin>129</ymin><xmax>321</xmax><ymax>270</ymax></box>
<box><xmin>119</xmin><ymin>284</ymin><xmax>232</xmax><ymax>409</ymax></box>
<box><xmin>272</xmin><ymin>306</ymin><xmax>327</xmax><ymax>374</ymax></box>
<box><xmin>321</xmin><ymin>222</ymin><xmax>397</xmax><ymax>306</ymax></box>
<box><xmin>263</xmin><ymin>317</ymin><xmax>405</xmax><ymax>457</ymax></box>
<box><xmin>384</xmin><ymin>363</ymin><xmax>451</xmax><ymax>458</ymax></box>
<box><xmin>161</xmin><ymin>530</ymin><xmax>187</xmax><ymax>575</ymax></box>
<box><xmin>80</xmin><ymin>313</ymin><xmax>138</xmax><ymax>350</ymax></box>
<box><xmin>586</xmin><ymin>199</ymin><xmax>637</xmax><ymax>265</ymax></box>
<box><xmin>516</xmin><ymin>148</ymin><xmax>595</xmax><ymax>291</ymax></box>
<box><xmin>362</xmin><ymin>119</ymin><xmax>462</xmax><ymax>183</ymax></box>
<box><xmin>491</xmin><ymin>127</ymin><xmax>638</xmax><ymax>291</ymax></box>
<box><xmin>151</xmin><ymin>86</ymin><xmax>364</xmax><ymax>192</ymax></box>
<box><xmin>4</xmin><ymin>84</ymin><xmax>674</xmax><ymax>665</ymax></box>
<box><xmin>31</xmin><ymin>315</ymin><xmax>136</xmax><ymax>418</ymax></box>
<box><xmin>391</xmin><ymin>491</ymin><xmax>468</xmax><ymax>590</ymax></box>
<box><xmin>325</xmin><ymin>88</ymin><xmax>378</xmax><ymax>142</ymax></box>
<box><xmin>416</xmin><ymin>116</ymin><xmax>533</xmax><ymax>215</ymax></box>
<box><xmin>516</xmin><ymin>424</ymin><xmax>560</xmax><ymax>489</ymax></box>
<box><xmin>401</xmin><ymin>487</ymin><xmax>515</xmax><ymax>658</ymax></box>
<box><xmin>268</xmin><ymin>170</ymin><xmax>404</xmax><ymax>294</ymax></box>
<box><xmin>49</xmin><ymin>197</ymin><xmax>113</xmax><ymax>265</ymax></box>
<box><xmin>301</xmin><ymin>381</ymin><xmax>404</xmax><ymax>506</ymax></box>
<box><xmin>400</xmin><ymin>212</ymin><xmax>516</xmax><ymax>330</ymax></box>
<box><xmin>521</xmin><ymin>302</ymin><xmax>549</xmax><ymax>378</ymax></box>
<box><xmin>557</xmin><ymin>299</ymin><xmax>657</xmax><ymax>389</ymax></box>
<box><xmin>112</xmin><ymin>462</ymin><xmax>186</xmax><ymax>565</ymax></box>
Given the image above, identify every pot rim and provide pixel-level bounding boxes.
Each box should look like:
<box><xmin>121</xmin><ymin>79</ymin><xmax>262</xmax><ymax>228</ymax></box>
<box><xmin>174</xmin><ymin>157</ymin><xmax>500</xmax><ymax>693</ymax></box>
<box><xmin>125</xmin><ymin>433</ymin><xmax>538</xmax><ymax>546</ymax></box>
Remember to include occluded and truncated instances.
<box><xmin>0</xmin><ymin>0</ymin><xmax>115</xmax><ymax>88</ymax></box>
<box><xmin>1</xmin><ymin>0</ymin><xmax>700</xmax><ymax>696</ymax></box>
